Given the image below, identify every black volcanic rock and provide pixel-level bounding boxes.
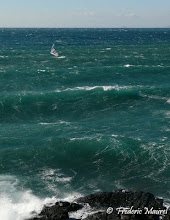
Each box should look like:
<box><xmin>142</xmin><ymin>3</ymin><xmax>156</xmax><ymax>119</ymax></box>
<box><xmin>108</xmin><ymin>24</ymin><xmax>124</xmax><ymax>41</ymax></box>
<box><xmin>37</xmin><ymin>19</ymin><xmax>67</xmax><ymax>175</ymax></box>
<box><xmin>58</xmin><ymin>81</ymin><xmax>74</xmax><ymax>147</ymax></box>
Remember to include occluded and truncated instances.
<box><xmin>29</xmin><ymin>190</ymin><xmax>169</xmax><ymax>220</ymax></box>
<box><xmin>163</xmin><ymin>210</ymin><xmax>170</xmax><ymax>220</ymax></box>
<box><xmin>77</xmin><ymin>190</ymin><xmax>164</xmax><ymax>210</ymax></box>
<box><xmin>29</xmin><ymin>201</ymin><xmax>82</xmax><ymax>220</ymax></box>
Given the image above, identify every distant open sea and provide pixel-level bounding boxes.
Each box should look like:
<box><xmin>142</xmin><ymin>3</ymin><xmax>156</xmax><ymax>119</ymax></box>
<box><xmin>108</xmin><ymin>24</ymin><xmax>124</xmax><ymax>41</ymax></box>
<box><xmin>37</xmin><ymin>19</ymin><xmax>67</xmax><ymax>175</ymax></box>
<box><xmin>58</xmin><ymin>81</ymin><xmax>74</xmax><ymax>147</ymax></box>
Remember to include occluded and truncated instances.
<box><xmin>0</xmin><ymin>28</ymin><xmax>170</xmax><ymax>219</ymax></box>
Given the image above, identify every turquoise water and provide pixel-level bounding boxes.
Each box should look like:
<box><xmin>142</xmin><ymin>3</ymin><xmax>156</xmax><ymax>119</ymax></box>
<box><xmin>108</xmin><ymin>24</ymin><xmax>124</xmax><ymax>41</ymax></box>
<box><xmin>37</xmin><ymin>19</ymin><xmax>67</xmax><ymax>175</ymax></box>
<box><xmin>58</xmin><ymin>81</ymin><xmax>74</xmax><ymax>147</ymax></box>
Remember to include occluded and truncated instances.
<box><xmin>0</xmin><ymin>28</ymin><xmax>170</xmax><ymax>219</ymax></box>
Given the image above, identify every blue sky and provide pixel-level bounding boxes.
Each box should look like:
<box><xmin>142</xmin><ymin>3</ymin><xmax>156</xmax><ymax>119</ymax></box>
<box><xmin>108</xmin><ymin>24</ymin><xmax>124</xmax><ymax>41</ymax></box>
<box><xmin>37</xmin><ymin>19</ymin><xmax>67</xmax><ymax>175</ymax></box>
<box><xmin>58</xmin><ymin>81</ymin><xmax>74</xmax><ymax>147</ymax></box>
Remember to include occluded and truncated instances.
<box><xmin>0</xmin><ymin>0</ymin><xmax>170</xmax><ymax>27</ymax></box>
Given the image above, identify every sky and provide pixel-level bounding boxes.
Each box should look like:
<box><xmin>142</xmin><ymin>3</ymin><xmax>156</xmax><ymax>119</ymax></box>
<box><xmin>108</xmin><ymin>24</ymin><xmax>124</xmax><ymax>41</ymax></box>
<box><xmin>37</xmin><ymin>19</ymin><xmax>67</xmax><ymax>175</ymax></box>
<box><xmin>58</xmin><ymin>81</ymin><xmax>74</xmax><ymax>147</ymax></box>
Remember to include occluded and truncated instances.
<box><xmin>0</xmin><ymin>0</ymin><xmax>170</xmax><ymax>28</ymax></box>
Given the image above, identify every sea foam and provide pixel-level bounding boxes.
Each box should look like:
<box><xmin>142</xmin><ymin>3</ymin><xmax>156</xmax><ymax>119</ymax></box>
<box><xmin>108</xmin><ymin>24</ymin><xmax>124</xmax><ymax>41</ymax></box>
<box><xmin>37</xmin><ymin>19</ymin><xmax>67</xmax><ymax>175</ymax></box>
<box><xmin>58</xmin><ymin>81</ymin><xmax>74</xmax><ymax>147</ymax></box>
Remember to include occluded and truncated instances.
<box><xmin>0</xmin><ymin>175</ymin><xmax>56</xmax><ymax>220</ymax></box>
<box><xmin>55</xmin><ymin>85</ymin><xmax>137</xmax><ymax>93</ymax></box>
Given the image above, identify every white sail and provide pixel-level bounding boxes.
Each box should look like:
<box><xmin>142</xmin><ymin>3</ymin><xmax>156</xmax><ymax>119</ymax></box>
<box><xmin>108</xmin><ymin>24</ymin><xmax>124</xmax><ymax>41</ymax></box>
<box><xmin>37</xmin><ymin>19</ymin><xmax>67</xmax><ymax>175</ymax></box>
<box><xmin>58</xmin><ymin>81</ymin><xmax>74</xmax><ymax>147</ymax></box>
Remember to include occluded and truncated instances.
<box><xmin>50</xmin><ymin>44</ymin><xmax>59</xmax><ymax>57</ymax></box>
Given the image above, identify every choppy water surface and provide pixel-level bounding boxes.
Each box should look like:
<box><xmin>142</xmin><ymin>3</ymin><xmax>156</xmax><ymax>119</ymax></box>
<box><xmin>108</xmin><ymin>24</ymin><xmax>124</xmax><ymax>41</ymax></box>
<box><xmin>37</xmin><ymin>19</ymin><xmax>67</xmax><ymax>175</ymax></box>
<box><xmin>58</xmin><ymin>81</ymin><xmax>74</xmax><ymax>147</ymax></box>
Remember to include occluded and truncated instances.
<box><xmin>0</xmin><ymin>28</ymin><xmax>170</xmax><ymax>219</ymax></box>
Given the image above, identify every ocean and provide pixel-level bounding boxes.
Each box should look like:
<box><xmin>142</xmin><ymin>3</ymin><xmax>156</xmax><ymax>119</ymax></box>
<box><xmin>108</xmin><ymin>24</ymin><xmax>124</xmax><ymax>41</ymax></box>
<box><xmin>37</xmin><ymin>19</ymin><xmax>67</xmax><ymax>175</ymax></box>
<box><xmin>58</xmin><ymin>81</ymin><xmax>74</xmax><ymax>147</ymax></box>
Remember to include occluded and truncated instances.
<box><xmin>0</xmin><ymin>28</ymin><xmax>170</xmax><ymax>219</ymax></box>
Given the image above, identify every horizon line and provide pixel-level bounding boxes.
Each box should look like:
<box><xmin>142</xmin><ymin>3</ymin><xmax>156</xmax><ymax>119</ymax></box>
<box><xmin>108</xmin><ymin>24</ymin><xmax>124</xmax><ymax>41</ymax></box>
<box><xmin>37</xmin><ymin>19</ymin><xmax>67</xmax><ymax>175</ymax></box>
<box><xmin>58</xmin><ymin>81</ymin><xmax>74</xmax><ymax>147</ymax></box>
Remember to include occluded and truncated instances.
<box><xmin>0</xmin><ymin>27</ymin><xmax>170</xmax><ymax>29</ymax></box>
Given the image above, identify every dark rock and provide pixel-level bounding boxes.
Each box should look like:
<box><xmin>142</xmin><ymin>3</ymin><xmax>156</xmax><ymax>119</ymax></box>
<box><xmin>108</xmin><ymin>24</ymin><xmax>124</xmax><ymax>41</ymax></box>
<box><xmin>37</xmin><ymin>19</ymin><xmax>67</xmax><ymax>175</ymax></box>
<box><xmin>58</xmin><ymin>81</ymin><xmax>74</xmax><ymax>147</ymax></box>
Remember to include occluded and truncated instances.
<box><xmin>28</xmin><ymin>190</ymin><xmax>169</xmax><ymax>220</ymax></box>
<box><xmin>83</xmin><ymin>208</ymin><xmax>161</xmax><ymax>220</ymax></box>
<box><xmin>29</xmin><ymin>201</ymin><xmax>83</xmax><ymax>220</ymax></box>
<box><xmin>77</xmin><ymin>190</ymin><xmax>164</xmax><ymax>210</ymax></box>
<box><xmin>163</xmin><ymin>210</ymin><xmax>170</xmax><ymax>220</ymax></box>
<box><xmin>84</xmin><ymin>209</ymin><xmax>120</xmax><ymax>220</ymax></box>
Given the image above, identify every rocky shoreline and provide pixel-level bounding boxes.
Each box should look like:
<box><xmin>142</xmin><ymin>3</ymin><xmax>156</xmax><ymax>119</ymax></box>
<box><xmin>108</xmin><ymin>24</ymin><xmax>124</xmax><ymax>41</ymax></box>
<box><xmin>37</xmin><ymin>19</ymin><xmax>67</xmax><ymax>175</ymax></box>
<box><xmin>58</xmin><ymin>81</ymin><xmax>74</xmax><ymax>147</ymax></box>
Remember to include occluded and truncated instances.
<box><xmin>29</xmin><ymin>190</ymin><xmax>170</xmax><ymax>220</ymax></box>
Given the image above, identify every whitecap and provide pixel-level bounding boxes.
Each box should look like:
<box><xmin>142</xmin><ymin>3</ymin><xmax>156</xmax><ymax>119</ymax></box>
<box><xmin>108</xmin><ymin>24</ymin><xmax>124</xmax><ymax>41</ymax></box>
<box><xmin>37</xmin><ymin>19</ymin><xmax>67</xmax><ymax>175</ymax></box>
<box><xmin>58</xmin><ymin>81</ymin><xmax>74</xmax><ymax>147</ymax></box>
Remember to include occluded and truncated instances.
<box><xmin>55</xmin><ymin>85</ymin><xmax>139</xmax><ymax>93</ymax></box>
<box><xmin>43</xmin><ymin>170</ymin><xmax>71</xmax><ymax>183</ymax></box>
<box><xmin>39</xmin><ymin>122</ymin><xmax>58</xmax><ymax>125</ymax></box>
<box><xmin>39</xmin><ymin>120</ymin><xmax>70</xmax><ymax>125</ymax></box>
<box><xmin>111</xmin><ymin>134</ymin><xmax>119</xmax><ymax>137</ymax></box>
<box><xmin>37</xmin><ymin>69</ymin><xmax>46</xmax><ymax>72</ymax></box>
<box><xmin>70</xmin><ymin>137</ymin><xmax>94</xmax><ymax>141</ymax></box>
<box><xmin>39</xmin><ymin>168</ymin><xmax>73</xmax><ymax>195</ymax></box>
<box><xmin>57</xmin><ymin>56</ymin><xmax>65</xmax><ymax>59</ymax></box>
<box><xmin>124</xmin><ymin>64</ymin><xmax>132</xmax><ymax>68</ymax></box>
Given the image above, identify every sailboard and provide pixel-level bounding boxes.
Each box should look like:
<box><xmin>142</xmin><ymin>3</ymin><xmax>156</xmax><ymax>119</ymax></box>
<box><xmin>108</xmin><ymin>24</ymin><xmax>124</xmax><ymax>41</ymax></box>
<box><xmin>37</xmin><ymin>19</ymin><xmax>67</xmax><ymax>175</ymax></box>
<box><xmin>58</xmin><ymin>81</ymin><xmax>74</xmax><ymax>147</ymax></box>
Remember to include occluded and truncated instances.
<box><xmin>50</xmin><ymin>44</ymin><xmax>59</xmax><ymax>57</ymax></box>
